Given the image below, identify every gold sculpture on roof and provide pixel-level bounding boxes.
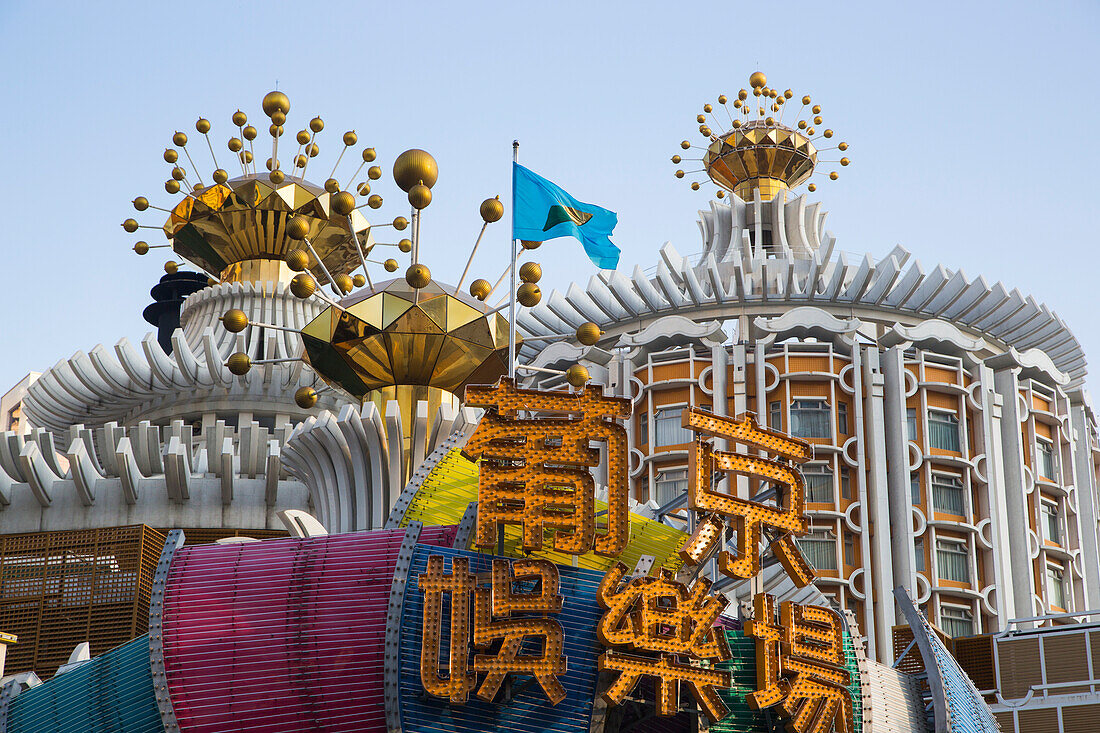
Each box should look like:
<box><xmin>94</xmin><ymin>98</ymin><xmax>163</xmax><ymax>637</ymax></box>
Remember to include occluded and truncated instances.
<box><xmin>673</xmin><ymin>71</ymin><xmax>851</xmax><ymax>201</ymax></box>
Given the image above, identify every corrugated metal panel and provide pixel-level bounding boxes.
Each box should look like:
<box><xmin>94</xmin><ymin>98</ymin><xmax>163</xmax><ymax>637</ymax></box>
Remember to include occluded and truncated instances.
<box><xmin>926</xmin><ymin>391</ymin><xmax>960</xmax><ymax>410</ymax></box>
<box><xmin>1034</xmin><ymin>421</ymin><xmax>1053</xmax><ymax>439</ymax></box>
<box><xmin>953</xmin><ymin>635</ymin><xmax>996</xmax><ymax>692</ymax></box>
<box><xmin>1043</xmin><ymin>631</ymin><xmax>1091</xmax><ymax>694</ymax></box>
<box><xmin>993</xmin><ymin>711</ymin><xmax>1015</xmax><ymax>732</ymax></box>
<box><xmin>1061</xmin><ymin>703</ymin><xmax>1100</xmax><ymax>730</ymax></box>
<box><xmin>400</xmin><ymin>449</ymin><xmax>687</xmax><ymax>573</ymax></box>
<box><xmin>789</xmin><ymin>382</ymin><xmax>830</xmax><ymax>397</ymax></box>
<box><xmin>397</xmin><ymin>545</ymin><xmax>602</xmax><ymax>733</ymax></box>
<box><xmin>1016</xmin><ymin>708</ymin><xmax>1058</xmax><ymax>733</ymax></box>
<box><xmin>924</xmin><ymin>367</ymin><xmax>960</xmax><ymax>385</ymax></box>
<box><xmin>6</xmin><ymin>635</ymin><xmax>162</xmax><ymax>733</ymax></box>
<box><xmin>997</xmin><ymin>638</ymin><xmax>1041</xmax><ymax>700</ymax></box>
<box><xmin>160</xmin><ymin>526</ymin><xmax>455</xmax><ymax>733</ymax></box>
<box><xmin>787</xmin><ymin>356</ymin><xmax>831</xmax><ymax>373</ymax></box>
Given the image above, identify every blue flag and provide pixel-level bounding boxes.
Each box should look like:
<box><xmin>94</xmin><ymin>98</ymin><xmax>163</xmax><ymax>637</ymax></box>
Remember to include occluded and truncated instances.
<box><xmin>512</xmin><ymin>163</ymin><xmax>620</xmax><ymax>269</ymax></box>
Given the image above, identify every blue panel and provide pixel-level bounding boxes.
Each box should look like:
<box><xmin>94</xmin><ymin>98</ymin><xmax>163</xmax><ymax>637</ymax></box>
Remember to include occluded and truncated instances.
<box><xmin>927</xmin><ymin>632</ymin><xmax>999</xmax><ymax>733</ymax></box>
<box><xmin>6</xmin><ymin>635</ymin><xmax>162</xmax><ymax>733</ymax></box>
<box><xmin>398</xmin><ymin>545</ymin><xmax>604</xmax><ymax>733</ymax></box>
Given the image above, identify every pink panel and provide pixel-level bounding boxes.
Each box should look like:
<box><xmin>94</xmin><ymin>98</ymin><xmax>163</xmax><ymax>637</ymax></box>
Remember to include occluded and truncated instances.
<box><xmin>161</xmin><ymin>526</ymin><xmax>455</xmax><ymax>733</ymax></box>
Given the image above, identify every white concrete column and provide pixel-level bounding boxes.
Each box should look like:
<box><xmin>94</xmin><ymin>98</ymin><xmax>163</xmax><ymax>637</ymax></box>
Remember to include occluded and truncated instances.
<box><xmin>1068</xmin><ymin>388</ymin><xmax>1100</xmax><ymax>610</ymax></box>
<box><xmin>861</xmin><ymin>346</ymin><xmax>895</xmax><ymax>661</ymax></box>
<box><xmin>710</xmin><ymin>342</ymin><xmax>728</xmax><ymax>453</ymax></box>
<box><xmin>977</xmin><ymin>364</ymin><xmax>1015</xmax><ymax>625</ymax></box>
<box><xmin>849</xmin><ymin>346</ymin><xmax>878</xmax><ymax>661</ymax></box>
<box><xmin>883</xmin><ymin>347</ymin><xmax>917</xmax><ymax>602</ymax></box>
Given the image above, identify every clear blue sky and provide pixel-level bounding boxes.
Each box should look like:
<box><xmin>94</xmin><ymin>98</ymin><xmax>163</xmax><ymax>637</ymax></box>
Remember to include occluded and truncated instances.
<box><xmin>2</xmin><ymin>2</ymin><xmax>1099</xmax><ymax>399</ymax></box>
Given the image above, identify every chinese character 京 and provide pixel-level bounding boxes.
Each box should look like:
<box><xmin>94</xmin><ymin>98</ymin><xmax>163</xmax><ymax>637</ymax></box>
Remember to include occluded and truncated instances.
<box><xmin>677</xmin><ymin>408</ymin><xmax>816</xmax><ymax>587</ymax></box>
<box><xmin>595</xmin><ymin>562</ymin><xmax>733</xmax><ymax>723</ymax></box>
<box><xmin>746</xmin><ymin>594</ymin><xmax>854</xmax><ymax>733</ymax></box>
<box><xmin>418</xmin><ymin>555</ymin><xmax>568</xmax><ymax>705</ymax></box>
<box><xmin>463</xmin><ymin>378</ymin><xmax>631</xmax><ymax>557</ymax></box>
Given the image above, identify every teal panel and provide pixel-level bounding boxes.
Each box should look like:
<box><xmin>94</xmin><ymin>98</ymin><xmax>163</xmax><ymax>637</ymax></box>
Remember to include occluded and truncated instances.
<box><xmin>6</xmin><ymin>635</ymin><xmax>162</xmax><ymax>733</ymax></box>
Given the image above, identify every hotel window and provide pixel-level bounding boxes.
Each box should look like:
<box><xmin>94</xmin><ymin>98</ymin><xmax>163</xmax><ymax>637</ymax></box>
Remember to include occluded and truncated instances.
<box><xmin>1036</xmin><ymin>439</ymin><xmax>1057</xmax><ymax>481</ymax></box>
<box><xmin>906</xmin><ymin>407</ymin><xmax>918</xmax><ymax>441</ymax></box>
<box><xmin>840</xmin><ymin>468</ymin><xmax>852</xmax><ymax>500</ymax></box>
<box><xmin>654</xmin><ymin>408</ymin><xmax>692</xmax><ymax>447</ymax></box>
<box><xmin>910</xmin><ymin>474</ymin><xmax>921</xmax><ymax>506</ymax></box>
<box><xmin>797</xmin><ymin>531</ymin><xmax>837</xmax><ymax>571</ymax></box>
<box><xmin>1047</xmin><ymin>565</ymin><xmax>1067</xmax><ymax>609</ymax></box>
<box><xmin>928</xmin><ymin>409</ymin><xmax>961</xmax><ymax>451</ymax></box>
<box><xmin>637</xmin><ymin>414</ymin><xmax>648</xmax><ymax>447</ymax></box>
<box><xmin>803</xmin><ymin>464</ymin><xmax>834</xmax><ymax>503</ymax></box>
<box><xmin>940</xmin><ymin>605</ymin><xmax>974</xmax><ymax>638</ymax></box>
<box><xmin>1042</xmin><ymin>501</ymin><xmax>1061</xmax><ymax>545</ymax></box>
<box><xmin>790</xmin><ymin>399</ymin><xmax>831</xmax><ymax>439</ymax></box>
<box><xmin>936</xmin><ymin>538</ymin><xmax>970</xmax><ymax>583</ymax></box>
<box><xmin>769</xmin><ymin>401</ymin><xmax>781</xmax><ymax>431</ymax></box>
<box><xmin>837</xmin><ymin>402</ymin><xmax>849</xmax><ymax>435</ymax></box>
<box><xmin>931</xmin><ymin>473</ymin><xmax>966</xmax><ymax>516</ymax></box>
<box><xmin>638</xmin><ymin>477</ymin><xmax>649</xmax><ymax>503</ymax></box>
<box><xmin>655</xmin><ymin>469</ymin><xmax>688</xmax><ymax>506</ymax></box>
<box><xmin>843</xmin><ymin>534</ymin><xmax>855</xmax><ymax>566</ymax></box>
<box><xmin>914</xmin><ymin>537</ymin><xmax>925</xmax><ymax>572</ymax></box>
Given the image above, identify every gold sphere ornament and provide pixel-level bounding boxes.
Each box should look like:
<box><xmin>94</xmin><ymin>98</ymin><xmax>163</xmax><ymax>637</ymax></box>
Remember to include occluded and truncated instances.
<box><xmin>332</xmin><ymin>191</ymin><xmax>356</xmax><ymax>216</ymax></box>
<box><xmin>367</xmin><ymin>194</ymin><xmax>383</xmax><ymax>209</ymax></box>
<box><xmin>271</xmin><ymin>112</ymin><xmax>287</xmax><ymax>126</ymax></box>
<box><xmin>262</xmin><ymin>91</ymin><xmax>291</xmax><ymax>117</ymax></box>
<box><xmin>806</xmin><ymin>127</ymin><xmax>814</xmax><ymax>136</ymax></box>
<box><xmin>384</xmin><ymin>258</ymin><xmax>399</xmax><ymax>272</ymax></box>
<box><xmin>228</xmin><ymin>137</ymin><xmax>243</xmax><ymax>152</ymax></box>
<box><xmin>392</xmin><ymin>148</ymin><xmax>439</xmax><ymax>192</ymax></box>
<box><xmin>286</xmin><ymin>248</ymin><xmax>310</xmax><ymax>271</ymax></box>
<box><xmin>680</xmin><ymin>140</ymin><xmax>691</xmax><ymax>150</ymax></box>
<box><xmin>520</xmin><ymin>240</ymin><xmax>542</xmax><ymax>250</ymax></box>
<box><xmin>122</xmin><ymin>218</ymin><xmax>139</xmax><ymax>233</ymax></box>
<box><xmin>265</xmin><ymin>157</ymin><xmax>279</xmax><ymax>171</ymax></box>
<box><xmin>173</xmin><ymin>131</ymin><xmax>188</xmax><ymax>146</ymax></box>
<box><xmin>192</xmin><ymin>184</ymin><xmax>204</xmax><ymax>193</ymax></box>
<box><xmin>343</xmin><ymin>130</ymin><xmax>357</xmax><ymax>146</ymax></box>
<box><xmin>164</xmin><ymin>148</ymin><xmax>178</xmax><ymax>164</ymax></box>
<box><xmin>699</xmin><ymin>126</ymin><xmax>711</xmax><ymax>136</ymax></box>
<box><xmin>398</xmin><ymin>238</ymin><xmax>412</xmax><ymax>253</ymax></box>
<box><xmin>812</xmin><ymin>105</ymin><xmax>821</xmax><ymax>115</ymax></box>
<box><xmin>362</xmin><ymin>147</ymin><xmax>376</xmax><ymax>162</ymax></box>
<box><xmin>352</xmin><ymin>274</ymin><xmax>366</xmax><ymax>288</ymax></box>
<box><xmin>718</xmin><ymin>94</ymin><xmax>728</xmax><ymax>104</ymax></box>
<box><xmin>765</xmin><ymin>117</ymin><xmax>775</xmax><ymax>126</ymax></box>
<box><xmin>839</xmin><ymin>142</ymin><xmax>849</xmax><ymax>151</ymax></box>
<box><xmin>405</xmin><ymin>263</ymin><xmax>432</xmax><ymax>289</ymax></box>
<box><xmin>732</xmin><ymin>120</ymin><xmax>741</xmax><ymax>128</ymax></box>
<box><xmin>357</xmin><ymin>182</ymin><xmax>371</xmax><ymax>196</ymax></box>
<box><xmin>296</xmin><ymin>130</ymin><xmax>311</xmax><ymax>145</ymax></box>
<box><xmin>519</xmin><ymin>262</ymin><xmax>542</xmax><ymax>283</ymax></box>
<box><xmin>469</xmin><ymin>278</ymin><xmax>491</xmax><ymax>301</ymax></box>
<box><xmin>309</xmin><ymin>117</ymin><xmax>324</xmax><ymax>133</ymax></box>
<box><xmin>808</xmin><ymin>183</ymin><xmax>817</xmax><ymax>192</ymax></box>
<box><xmin>517</xmin><ymin>282</ymin><xmax>542</xmax><ymax>307</ymax></box>
<box><xmin>269</xmin><ymin>124</ymin><xmax>284</xmax><ymax>137</ymax></box>
<box><xmin>367</xmin><ymin>165</ymin><xmax>382</xmax><ymax>180</ymax></box>
<box><xmin>133</xmin><ymin>197</ymin><xmax>149</xmax><ymax>211</ymax></box>
<box><xmin>134</xmin><ymin>241</ymin><xmax>149</xmax><ymax>255</ymax></box>
<box><xmin>703</xmin><ymin>104</ymin><xmax>713</xmax><ymax>113</ymax></box>
<box><xmin>226</xmin><ymin>352</ymin><xmax>251</xmax><ymax>376</ymax></box>
<box><xmin>324</xmin><ymin>178</ymin><xmax>340</xmax><ymax>194</ymax></box>
<box><xmin>243</xmin><ymin>125</ymin><xmax>258</xmax><ymax>141</ymax></box>
<box><xmin>697</xmin><ymin>114</ymin><xmax>706</xmax><ymax>124</ymax></box>
<box><xmin>840</xmin><ymin>157</ymin><xmax>850</xmax><ymax>166</ymax></box>
<box><xmin>232</xmin><ymin>110</ymin><xmax>248</xmax><ymax>126</ymax></box>
<box><xmin>749</xmin><ymin>71</ymin><xmax>767</xmax><ymax>88</ymax></box>
<box><xmin>212</xmin><ymin>169</ymin><xmax>229</xmax><ymax>184</ymax></box>
<box><xmin>576</xmin><ymin>322</ymin><xmax>601</xmax><ymax>346</ymax></box>
<box><xmin>240</xmin><ymin>150</ymin><xmax>254</xmax><ymax>164</ymax></box>
<box><xmin>294</xmin><ymin>154</ymin><xmax>308</xmax><ymax>169</ymax></box>
<box><xmin>165</xmin><ymin>180</ymin><xmax>180</xmax><ymax>194</ymax></box>
<box><xmin>221</xmin><ymin>308</ymin><xmax>249</xmax><ymax>333</ymax></box>
<box><xmin>165</xmin><ymin>261</ymin><xmax>179</xmax><ymax>274</ymax></box>
<box><xmin>393</xmin><ymin>216</ymin><xmax>409</xmax><ymax>231</ymax></box>
<box><xmin>738</xmin><ymin>89</ymin><xmax>748</xmax><ymax>100</ymax></box>
<box><xmin>829</xmin><ymin>171</ymin><xmax>838</xmax><ymax>180</ymax></box>
<box><xmin>798</xmin><ymin>120</ymin><xmax>807</xmax><ymax>130</ymax></box>
<box><xmin>716</xmin><ymin>190</ymin><xmax>726</xmax><ymax>199</ymax></box>
<box><xmin>287</xmin><ymin>215</ymin><xmax>311</xmax><ymax>241</ymax></box>
<box><xmin>269</xmin><ymin>168</ymin><xmax>285</xmax><ymax>184</ymax></box>
<box><xmin>823</xmin><ymin>129</ymin><xmax>833</xmax><ymax>139</ymax></box>
<box><xmin>408</xmin><ymin>183</ymin><xmax>432</xmax><ymax>209</ymax></box>
<box><xmin>671</xmin><ymin>155</ymin><xmax>681</xmax><ymax>164</ymax></box>
<box><xmin>196</xmin><ymin>118</ymin><xmax>211</xmax><ymax>134</ymax></box>
<box><xmin>334</xmin><ymin>273</ymin><xmax>354</xmax><ymax>294</ymax></box>
<box><xmin>290</xmin><ymin>273</ymin><xmax>317</xmax><ymax>298</ymax></box>
<box><xmin>565</xmin><ymin>364</ymin><xmax>589</xmax><ymax>388</ymax></box>
<box><xmin>691</xmin><ymin>182</ymin><xmax>700</xmax><ymax>191</ymax></box>
<box><xmin>480</xmin><ymin>196</ymin><xmax>504</xmax><ymax>223</ymax></box>
<box><xmin>784</xmin><ymin>89</ymin><xmax>793</xmax><ymax>99</ymax></box>
<box><xmin>675</xmin><ymin>170</ymin><xmax>685</xmax><ymax>179</ymax></box>
<box><xmin>307</xmin><ymin>143</ymin><xmax>319</xmax><ymax>158</ymax></box>
<box><xmin>295</xmin><ymin>386</ymin><xmax>319</xmax><ymax>409</ymax></box>
<box><xmin>172</xmin><ymin>166</ymin><xmax>186</xmax><ymax>181</ymax></box>
<box><xmin>814</xmin><ymin>116</ymin><xmax>823</xmax><ymax>125</ymax></box>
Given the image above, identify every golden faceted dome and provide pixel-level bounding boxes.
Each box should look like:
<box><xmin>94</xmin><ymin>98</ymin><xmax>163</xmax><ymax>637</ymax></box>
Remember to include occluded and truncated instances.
<box><xmin>299</xmin><ymin>278</ymin><xmax>518</xmax><ymax>400</ymax></box>
<box><xmin>703</xmin><ymin>120</ymin><xmax>817</xmax><ymax>200</ymax></box>
<box><xmin>392</xmin><ymin>148</ymin><xmax>438</xmax><ymax>192</ymax></box>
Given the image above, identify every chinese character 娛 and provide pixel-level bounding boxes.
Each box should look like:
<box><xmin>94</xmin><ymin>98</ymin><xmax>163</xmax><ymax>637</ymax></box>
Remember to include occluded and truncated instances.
<box><xmin>677</xmin><ymin>408</ymin><xmax>817</xmax><ymax>587</ymax></box>
<box><xmin>463</xmin><ymin>378</ymin><xmax>632</xmax><ymax>557</ymax></box>
<box><xmin>419</xmin><ymin>555</ymin><xmax>568</xmax><ymax>705</ymax></box>
<box><xmin>595</xmin><ymin>562</ymin><xmax>733</xmax><ymax>723</ymax></box>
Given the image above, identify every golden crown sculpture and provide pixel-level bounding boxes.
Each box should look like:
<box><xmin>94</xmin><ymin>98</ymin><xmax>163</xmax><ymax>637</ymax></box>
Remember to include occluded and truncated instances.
<box><xmin>673</xmin><ymin>72</ymin><xmax>850</xmax><ymax>201</ymax></box>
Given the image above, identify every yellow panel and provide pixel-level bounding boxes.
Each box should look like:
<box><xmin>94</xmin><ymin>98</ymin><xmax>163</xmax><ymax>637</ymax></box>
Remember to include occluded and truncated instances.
<box><xmin>346</xmin><ymin>293</ymin><xmax>384</xmax><ymax>329</ymax></box>
<box><xmin>301</xmin><ymin>307</ymin><xmax>335</xmax><ymax>342</ymax></box>
<box><xmin>926</xmin><ymin>391</ymin><xmax>959</xmax><ymax>410</ymax></box>
<box><xmin>402</xmin><ymin>449</ymin><xmax>687</xmax><ymax>573</ymax></box>
<box><xmin>382</xmin><ymin>293</ymin><xmax>413</xmax><ymax>329</ymax></box>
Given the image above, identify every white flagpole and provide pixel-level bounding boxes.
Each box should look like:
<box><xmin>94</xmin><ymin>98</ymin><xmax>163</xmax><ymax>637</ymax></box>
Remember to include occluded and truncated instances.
<box><xmin>508</xmin><ymin>140</ymin><xmax>519</xmax><ymax>380</ymax></box>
